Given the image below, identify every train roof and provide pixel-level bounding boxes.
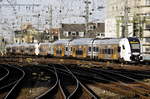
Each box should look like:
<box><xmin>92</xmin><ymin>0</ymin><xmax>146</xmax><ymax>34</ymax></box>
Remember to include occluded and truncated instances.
<box><xmin>70</xmin><ymin>38</ymin><xmax>94</xmax><ymax>45</ymax></box>
<box><xmin>39</xmin><ymin>42</ymin><xmax>52</xmax><ymax>46</ymax></box>
<box><xmin>6</xmin><ymin>43</ymin><xmax>39</xmax><ymax>47</ymax></box>
<box><xmin>93</xmin><ymin>38</ymin><xmax>121</xmax><ymax>45</ymax></box>
<box><xmin>52</xmin><ymin>39</ymin><xmax>70</xmax><ymax>45</ymax></box>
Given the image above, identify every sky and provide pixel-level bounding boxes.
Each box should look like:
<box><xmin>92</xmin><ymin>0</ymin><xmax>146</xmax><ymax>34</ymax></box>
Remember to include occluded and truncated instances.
<box><xmin>0</xmin><ymin>0</ymin><xmax>105</xmax><ymax>27</ymax></box>
<box><xmin>49</xmin><ymin>0</ymin><xmax>106</xmax><ymax>23</ymax></box>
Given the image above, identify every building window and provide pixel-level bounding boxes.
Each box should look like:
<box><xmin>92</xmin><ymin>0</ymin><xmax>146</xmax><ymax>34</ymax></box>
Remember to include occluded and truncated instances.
<box><xmin>68</xmin><ymin>32</ymin><xmax>71</xmax><ymax>35</ymax></box>
<box><xmin>76</xmin><ymin>32</ymin><xmax>79</xmax><ymax>35</ymax></box>
<box><xmin>72</xmin><ymin>32</ymin><xmax>76</xmax><ymax>36</ymax></box>
<box><xmin>146</xmin><ymin>0</ymin><xmax>150</xmax><ymax>5</ymax></box>
<box><xmin>63</xmin><ymin>31</ymin><xmax>68</xmax><ymax>37</ymax></box>
<box><xmin>146</xmin><ymin>48</ymin><xmax>150</xmax><ymax>52</ymax></box>
<box><xmin>145</xmin><ymin>38</ymin><xmax>150</xmax><ymax>43</ymax></box>
<box><xmin>146</xmin><ymin>24</ymin><xmax>150</xmax><ymax>30</ymax></box>
<box><xmin>79</xmin><ymin>32</ymin><xmax>84</xmax><ymax>37</ymax></box>
<box><xmin>88</xmin><ymin>25</ymin><xmax>94</xmax><ymax>30</ymax></box>
<box><xmin>93</xmin><ymin>25</ymin><xmax>96</xmax><ymax>29</ymax></box>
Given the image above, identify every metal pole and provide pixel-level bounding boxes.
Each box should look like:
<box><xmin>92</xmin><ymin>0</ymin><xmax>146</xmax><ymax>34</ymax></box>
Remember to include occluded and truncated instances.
<box><xmin>85</xmin><ymin>0</ymin><xmax>90</xmax><ymax>37</ymax></box>
<box><xmin>122</xmin><ymin>0</ymin><xmax>129</xmax><ymax>38</ymax></box>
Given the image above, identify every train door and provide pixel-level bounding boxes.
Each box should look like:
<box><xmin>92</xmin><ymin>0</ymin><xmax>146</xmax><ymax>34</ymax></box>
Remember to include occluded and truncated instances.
<box><xmin>70</xmin><ymin>46</ymin><xmax>73</xmax><ymax>57</ymax></box>
<box><xmin>105</xmin><ymin>46</ymin><xmax>112</xmax><ymax>60</ymax></box>
<box><xmin>53</xmin><ymin>45</ymin><xmax>57</xmax><ymax>56</ymax></box>
<box><xmin>83</xmin><ymin>46</ymin><xmax>87</xmax><ymax>58</ymax></box>
<box><xmin>62</xmin><ymin>45</ymin><xmax>65</xmax><ymax>57</ymax></box>
<box><xmin>72</xmin><ymin>46</ymin><xmax>76</xmax><ymax>57</ymax></box>
<box><xmin>98</xmin><ymin>45</ymin><xmax>104</xmax><ymax>60</ymax></box>
<box><xmin>112</xmin><ymin>45</ymin><xmax>120</xmax><ymax>60</ymax></box>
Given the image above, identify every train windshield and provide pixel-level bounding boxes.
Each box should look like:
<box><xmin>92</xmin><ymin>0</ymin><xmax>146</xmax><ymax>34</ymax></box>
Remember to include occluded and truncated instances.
<box><xmin>128</xmin><ymin>37</ymin><xmax>140</xmax><ymax>52</ymax></box>
<box><xmin>131</xmin><ymin>44</ymin><xmax>140</xmax><ymax>49</ymax></box>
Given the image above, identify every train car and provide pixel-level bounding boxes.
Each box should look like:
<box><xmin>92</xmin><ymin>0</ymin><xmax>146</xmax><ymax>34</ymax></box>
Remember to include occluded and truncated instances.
<box><xmin>39</xmin><ymin>43</ymin><xmax>52</xmax><ymax>56</ymax></box>
<box><xmin>69</xmin><ymin>38</ymin><xmax>94</xmax><ymax>59</ymax></box>
<box><xmin>6</xmin><ymin>43</ymin><xmax>23</xmax><ymax>55</ymax></box>
<box><xmin>89</xmin><ymin>37</ymin><xmax>142</xmax><ymax>62</ymax></box>
<box><xmin>52</xmin><ymin>39</ymin><xmax>70</xmax><ymax>57</ymax></box>
<box><xmin>26</xmin><ymin>43</ymin><xmax>39</xmax><ymax>55</ymax></box>
<box><xmin>6</xmin><ymin>44</ymin><xmax>13</xmax><ymax>55</ymax></box>
<box><xmin>6</xmin><ymin>43</ymin><xmax>39</xmax><ymax>56</ymax></box>
<box><xmin>5</xmin><ymin>37</ymin><xmax>142</xmax><ymax>63</ymax></box>
<box><xmin>11</xmin><ymin>44</ymin><xmax>21</xmax><ymax>55</ymax></box>
<box><xmin>90</xmin><ymin>38</ymin><xmax>121</xmax><ymax>60</ymax></box>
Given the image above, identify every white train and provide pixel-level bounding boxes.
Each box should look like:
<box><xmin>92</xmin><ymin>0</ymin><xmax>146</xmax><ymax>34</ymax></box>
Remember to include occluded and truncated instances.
<box><xmin>6</xmin><ymin>37</ymin><xmax>143</xmax><ymax>63</ymax></box>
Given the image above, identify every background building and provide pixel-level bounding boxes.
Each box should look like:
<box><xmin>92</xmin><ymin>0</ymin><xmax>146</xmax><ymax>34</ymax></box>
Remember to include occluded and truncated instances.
<box><xmin>105</xmin><ymin>0</ymin><xmax>150</xmax><ymax>60</ymax></box>
<box><xmin>61</xmin><ymin>23</ymin><xmax>105</xmax><ymax>39</ymax></box>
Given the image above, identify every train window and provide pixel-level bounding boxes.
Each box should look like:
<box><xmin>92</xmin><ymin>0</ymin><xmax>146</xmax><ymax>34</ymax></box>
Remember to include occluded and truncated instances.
<box><xmin>60</xmin><ymin>50</ymin><xmax>62</xmax><ymax>54</ymax></box>
<box><xmin>105</xmin><ymin>49</ymin><xmax>107</xmax><ymax>54</ymax></box>
<box><xmin>99</xmin><ymin>49</ymin><xmax>102</xmax><ymax>54</ymax></box>
<box><xmin>96</xmin><ymin>47</ymin><xmax>99</xmax><ymax>52</ymax></box>
<box><xmin>122</xmin><ymin>45</ymin><xmax>125</xmax><ymax>50</ymax></box>
<box><xmin>56</xmin><ymin>50</ymin><xmax>59</xmax><ymax>54</ymax></box>
<box><xmin>93</xmin><ymin>47</ymin><xmax>96</xmax><ymax>52</ymax></box>
<box><xmin>79</xmin><ymin>50</ymin><xmax>83</xmax><ymax>55</ymax></box>
<box><xmin>118</xmin><ymin>47</ymin><xmax>121</xmax><ymax>52</ymax></box>
<box><xmin>66</xmin><ymin>47</ymin><xmax>68</xmax><ymax>51</ymax></box>
<box><xmin>110</xmin><ymin>49</ymin><xmax>113</xmax><ymax>54</ymax></box>
<box><xmin>108</xmin><ymin>49</ymin><xmax>110</xmax><ymax>54</ymax></box>
<box><xmin>76</xmin><ymin>49</ymin><xmax>83</xmax><ymax>55</ymax></box>
<box><xmin>131</xmin><ymin>44</ymin><xmax>140</xmax><ymax>49</ymax></box>
<box><xmin>71</xmin><ymin>47</ymin><xmax>72</xmax><ymax>51</ymax></box>
<box><xmin>6</xmin><ymin>48</ymin><xmax>10</xmax><ymax>52</ymax></box>
<box><xmin>88</xmin><ymin>47</ymin><xmax>91</xmax><ymax>52</ymax></box>
<box><xmin>39</xmin><ymin>48</ymin><xmax>42</xmax><ymax>51</ymax></box>
<box><xmin>102</xmin><ymin>49</ymin><xmax>105</xmax><ymax>54</ymax></box>
<box><xmin>30</xmin><ymin>48</ymin><xmax>34</xmax><ymax>52</ymax></box>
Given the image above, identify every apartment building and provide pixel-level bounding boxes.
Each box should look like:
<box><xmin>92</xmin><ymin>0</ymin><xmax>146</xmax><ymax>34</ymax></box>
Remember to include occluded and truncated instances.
<box><xmin>105</xmin><ymin>0</ymin><xmax>150</xmax><ymax>60</ymax></box>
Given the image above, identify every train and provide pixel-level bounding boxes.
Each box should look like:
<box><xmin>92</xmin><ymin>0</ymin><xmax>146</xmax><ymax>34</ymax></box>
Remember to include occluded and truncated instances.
<box><xmin>6</xmin><ymin>37</ymin><xmax>143</xmax><ymax>63</ymax></box>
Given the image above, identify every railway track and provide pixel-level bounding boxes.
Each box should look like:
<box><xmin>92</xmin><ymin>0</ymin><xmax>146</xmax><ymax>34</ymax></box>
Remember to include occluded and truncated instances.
<box><xmin>0</xmin><ymin>61</ymin><xmax>150</xmax><ymax>98</ymax></box>
<box><xmin>0</xmin><ymin>64</ymin><xmax>25</xmax><ymax>99</ymax></box>
<box><xmin>67</xmin><ymin>65</ymin><xmax>150</xmax><ymax>98</ymax></box>
<box><xmin>0</xmin><ymin>65</ymin><xmax>9</xmax><ymax>81</ymax></box>
<box><xmin>36</xmin><ymin>66</ymin><xmax>65</xmax><ymax>99</ymax></box>
<box><xmin>52</xmin><ymin>64</ymin><xmax>98</xmax><ymax>99</ymax></box>
<box><xmin>16</xmin><ymin>65</ymin><xmax>55</xmax><ymax>99</ymax></box>
<box><xmin>1</xmin><ymin>55</ymin><xmax>150</xmax><ymax>71</ymax></box>
<box><xmin>0</xmin><ymin>64</ymin><xmax>56</xmax><ymax>99</ymax></box>
<box><xmin>92</xmin><ymin>68</ymin><xmax>150</xmax><ymax>98</ymax></box>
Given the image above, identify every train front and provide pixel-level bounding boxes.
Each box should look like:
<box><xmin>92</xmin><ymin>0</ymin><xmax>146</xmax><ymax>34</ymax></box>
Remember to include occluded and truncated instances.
<box><xmin>128</xmin><ymin>37</ymin><xmax>143</xmax><ymax>62</ymax></box>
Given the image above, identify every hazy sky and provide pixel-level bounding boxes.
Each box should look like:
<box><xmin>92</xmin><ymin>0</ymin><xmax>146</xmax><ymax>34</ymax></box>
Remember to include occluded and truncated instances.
<box><xmin>1</xmin><ymin>0</ymin><xmax>105</xmax><ymax>27</ymax></box>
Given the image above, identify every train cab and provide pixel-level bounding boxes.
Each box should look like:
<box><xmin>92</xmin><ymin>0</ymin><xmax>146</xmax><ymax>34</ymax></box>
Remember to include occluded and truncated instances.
<box><xmin>119</xmin><ymin>37</ymin><xmax>142</xmax><ymax>62</ymax></box>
